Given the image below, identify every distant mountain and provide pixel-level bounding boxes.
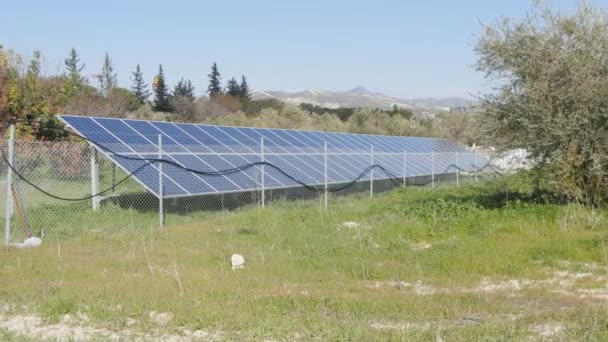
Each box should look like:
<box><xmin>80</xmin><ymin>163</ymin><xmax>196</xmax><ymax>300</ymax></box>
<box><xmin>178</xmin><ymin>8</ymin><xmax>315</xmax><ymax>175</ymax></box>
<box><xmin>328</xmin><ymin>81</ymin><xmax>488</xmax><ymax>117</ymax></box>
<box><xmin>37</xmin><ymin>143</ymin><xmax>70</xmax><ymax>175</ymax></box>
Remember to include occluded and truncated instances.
<box><xmin>405</xmin><ymin>97</ymin><xmax>473</xmax><ymax>110</ymax></box>
<box><xmin>251</xmin><ymin>87</ymin><xmax>475</xmax><ymax>112</ymax></box>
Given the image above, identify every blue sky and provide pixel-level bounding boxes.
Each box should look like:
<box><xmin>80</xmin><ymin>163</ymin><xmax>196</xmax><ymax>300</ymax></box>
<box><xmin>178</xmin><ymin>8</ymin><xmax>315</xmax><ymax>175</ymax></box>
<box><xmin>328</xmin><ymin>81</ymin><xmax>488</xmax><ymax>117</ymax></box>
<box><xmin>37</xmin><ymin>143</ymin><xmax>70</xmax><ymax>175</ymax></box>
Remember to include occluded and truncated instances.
<box><xmin>2</xmin><ymin>0</ymin><xmax>605</xmax><ymax>99</ymax></box>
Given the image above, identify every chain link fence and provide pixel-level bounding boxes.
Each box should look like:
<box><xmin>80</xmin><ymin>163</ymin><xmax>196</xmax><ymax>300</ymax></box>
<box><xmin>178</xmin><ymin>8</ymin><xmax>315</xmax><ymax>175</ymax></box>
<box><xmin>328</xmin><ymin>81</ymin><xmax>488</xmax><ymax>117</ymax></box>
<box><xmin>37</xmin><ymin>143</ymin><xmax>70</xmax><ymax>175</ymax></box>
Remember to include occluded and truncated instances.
<box><xmin>2</xmin><ymin>139</ymin><xmax>493</xmax><ymax>244</ymax></box>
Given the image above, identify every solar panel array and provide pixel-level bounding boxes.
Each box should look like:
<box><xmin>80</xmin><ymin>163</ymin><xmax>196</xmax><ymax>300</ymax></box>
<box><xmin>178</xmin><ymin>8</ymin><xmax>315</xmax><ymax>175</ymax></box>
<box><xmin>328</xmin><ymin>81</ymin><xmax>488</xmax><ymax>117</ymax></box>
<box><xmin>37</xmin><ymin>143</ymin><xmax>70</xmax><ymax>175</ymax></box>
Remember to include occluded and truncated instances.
<box><xmin>59</xmin><ymin>115</ymin><xmax>486</xmax><ymax>198</ymax></box>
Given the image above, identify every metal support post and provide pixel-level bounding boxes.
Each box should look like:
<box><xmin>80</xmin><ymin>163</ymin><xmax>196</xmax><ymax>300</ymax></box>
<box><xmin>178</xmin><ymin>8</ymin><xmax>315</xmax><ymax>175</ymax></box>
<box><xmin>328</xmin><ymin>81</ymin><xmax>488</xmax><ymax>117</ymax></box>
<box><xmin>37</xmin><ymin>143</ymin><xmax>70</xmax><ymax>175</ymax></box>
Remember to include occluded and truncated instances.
<box><xmin>431</xmin><ymin>152</ymin><xmax>435</xmax><ymax>190</ymax></box>
<box><xmin>5</xmin><ymin>124</ymin><xmax>15</xmax><ymax>245</ymax></box>
<box><xmin>474</xmin><ymin>150</ymin><xmax>478</xmax><ymax>183</ymax></box>
<box><xmin>158</xmin><ymin>135</ymin><xmax>164</xmax><ymax>229</ymax></box>
<box><xmin>456</xmin><ymin>153</ymin><xmax>460</xmax><ymax>187</ymax></box>
<box><xmin>324</xmin><ymin>141</ymin><xmax>328</xmax><ymax>208</ymax></box>
<box><xmin>261</xmin><ymin>137</ymin><xmax>265</xmax><ymax>208</ymax></box>
<box><xmin>112</xmin><ymin>164</ymin><xmax>116</xmax><ymax>193</ymax></box>
<box><xmin>90</xmin><ymin>146</ymin><xmax>100</xmax><ymax>210</ymax></box>
<box><xmin>402</xmin><ymin>151</ymin><xmax>407</xmax><ymax>188</ymax></box>
<box><xmin>370</xmin><ymin>145</ymin><xmax>374</xmax><ymax>198</ymax></box>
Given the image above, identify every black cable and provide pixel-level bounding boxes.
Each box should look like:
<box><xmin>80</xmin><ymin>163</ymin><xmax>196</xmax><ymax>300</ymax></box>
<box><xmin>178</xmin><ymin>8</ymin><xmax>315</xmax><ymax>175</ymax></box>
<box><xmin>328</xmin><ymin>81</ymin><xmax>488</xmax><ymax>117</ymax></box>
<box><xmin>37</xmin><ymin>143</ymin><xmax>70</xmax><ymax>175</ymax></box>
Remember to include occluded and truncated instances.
<box><xmin>2</xmin><ymin>120</ymin><xmax>500</xmax><ymax>200</ymax></box>
<box><xmin>2</xmin><ymin>145</ymin><xmax>497</xmax><ymax>201</ymax></box>
<box><xmin>39</xmin><ymin>124</ymin><xmax>501</xmax><ymax>179</ymax></box>
<box><xmin>17</xmin><ymin>123</ymin><xmax>449</xmax><ymax>190</ymax></box>
<box><xmin>1</xmin><ymin>153</ymin><xmax>156</xmax><ymax>201</ymax></box>
<box><xmin>23</xmin><ymin>120</ymin><xmax>501</xmax><ymax>178</ymax></box>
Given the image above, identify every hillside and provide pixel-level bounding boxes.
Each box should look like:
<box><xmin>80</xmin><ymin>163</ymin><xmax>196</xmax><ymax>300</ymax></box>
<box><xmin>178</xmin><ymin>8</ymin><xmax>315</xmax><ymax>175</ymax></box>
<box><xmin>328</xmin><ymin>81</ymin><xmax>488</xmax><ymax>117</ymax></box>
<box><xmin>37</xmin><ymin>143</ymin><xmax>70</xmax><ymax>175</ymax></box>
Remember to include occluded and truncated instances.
<box><xmin>252</xmin><ymin>87</ymin><xmax>474</xmax><ymax>112</ymax></box>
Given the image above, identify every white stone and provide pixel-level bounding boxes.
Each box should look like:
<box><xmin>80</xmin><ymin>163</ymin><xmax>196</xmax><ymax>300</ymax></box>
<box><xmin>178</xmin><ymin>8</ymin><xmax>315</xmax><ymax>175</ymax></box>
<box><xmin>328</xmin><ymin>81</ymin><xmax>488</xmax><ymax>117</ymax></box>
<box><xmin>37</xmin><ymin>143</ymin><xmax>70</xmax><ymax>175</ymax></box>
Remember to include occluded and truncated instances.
<box><xmin>231</xmin><ymin>254</ymin><xmax>245</xmax><ymax>270</ymax></box>
<box><xmin>16</xmin><ymin>237</ymin><xmax>42</xmax><ymax>249</ymax></box>
<box><xmin>148</xmin><ymin>311</ymin><xmax>173</xmax><ymax>326</ymax></box>
<box><xmin>341</xmin><ymin>221</ymin><xmax>360</xmax><ymax>228</ymax></box>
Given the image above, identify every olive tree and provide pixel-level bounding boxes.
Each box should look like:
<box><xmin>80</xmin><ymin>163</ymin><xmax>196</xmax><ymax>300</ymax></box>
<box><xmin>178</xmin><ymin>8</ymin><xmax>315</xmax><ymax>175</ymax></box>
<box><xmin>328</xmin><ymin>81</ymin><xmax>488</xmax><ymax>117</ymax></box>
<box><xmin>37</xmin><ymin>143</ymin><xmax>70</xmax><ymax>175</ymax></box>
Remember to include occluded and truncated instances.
<box><xmin>475</xmin><ymin>2</ymin><xmax>608</xmax><ymax>206</ymax></box>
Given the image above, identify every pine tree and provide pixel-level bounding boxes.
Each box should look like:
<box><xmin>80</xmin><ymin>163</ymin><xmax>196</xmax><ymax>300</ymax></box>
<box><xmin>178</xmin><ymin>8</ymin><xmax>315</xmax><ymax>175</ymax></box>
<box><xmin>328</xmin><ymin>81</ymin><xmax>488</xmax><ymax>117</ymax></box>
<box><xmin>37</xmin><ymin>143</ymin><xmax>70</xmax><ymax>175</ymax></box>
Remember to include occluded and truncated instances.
<box><xmin>59</xmin><ymin>48</ymin><xmax>88</xmax><ymax>104</ymax></box>
<box><xmin>98</xmin><ymin>52</ymin><xmax>117</xmax><ymax>96</ymax></box>
<box><xmin>64</xmin><ymin>48</ymin><xmax>86</xmax><ymax>86</ymax></box>
<box><xmin>152</xmin><ymin>64</ymin><xmax>171</xmax><ymax>112</ymax></box>
<box><xmin>207</xmin><ymin>62</ymin><xmax>222</xmax><ymax>97</ymax></box>
<box><xmin>239</xmin><ymin>75</ymin><xmax>251</xmax><ymax>99</ymax></box>
<box><xmin>226</xmin><ymin>77</ymin><xmax>241</xmax><ymax>97</ymax></box>
<box><xmin>131</xmin><ymin>64</ymin><xmax>150</xmax><ymax>104</ymax></box>
<box><xmin>173</xmin><ymin>78</ymin><xmax>195</xmax><ymax>101</ymax></box>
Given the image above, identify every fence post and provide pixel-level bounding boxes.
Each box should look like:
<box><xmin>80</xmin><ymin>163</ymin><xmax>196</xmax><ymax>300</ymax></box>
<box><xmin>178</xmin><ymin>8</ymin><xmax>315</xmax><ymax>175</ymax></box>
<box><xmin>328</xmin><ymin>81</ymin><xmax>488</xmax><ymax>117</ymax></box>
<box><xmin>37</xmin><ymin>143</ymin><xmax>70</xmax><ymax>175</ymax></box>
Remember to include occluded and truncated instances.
<box><xmin>431</xmin><ymin>152</ymin><xmax>435</xmax><ymax>190</ymax></box>
<box><xmin>112</xmin><ymin>165</ymin><xmax>116</xmax><ymax>193</ymax></box>
<box><xmin>370</xmin><ymin>145</ymin><xmax>374</xmax><ymax>198</ymax></box>
<box><xmin>4</xmin><ymin>124</ymin><xmax>14</xmax><ymax>245</ymax></box>
<box><xmin>456</xmin><ymin>152</ymin><xmax>460</xmax><ymax>187</ymax></box>
<box><xmin>402</xmin><ymin>151</ymin><xmax>407</xmax><ymax>188</ymax></box>
<box><xmin>261</xmin><ymin>137</ymin><xmax>265</xmax><ymax>208</ymax></box>
<box><xmin>474</xmin><ymin>149</ymin><xmax>478</xmax><ymax>183</ymax></box>
<box><xmin>90</xmin><ymin>146</ymin><xmax>100</xmax><ymax>211</ymax></box>
<box><xmin>158</xmin><ymin>135</ymin><xmax>164</xmax><ymax>229</ymax></box>
<box><xmin>324</xmin><ymin>141</ymin><xmax>328</xmax><ymax>208</ymax></box>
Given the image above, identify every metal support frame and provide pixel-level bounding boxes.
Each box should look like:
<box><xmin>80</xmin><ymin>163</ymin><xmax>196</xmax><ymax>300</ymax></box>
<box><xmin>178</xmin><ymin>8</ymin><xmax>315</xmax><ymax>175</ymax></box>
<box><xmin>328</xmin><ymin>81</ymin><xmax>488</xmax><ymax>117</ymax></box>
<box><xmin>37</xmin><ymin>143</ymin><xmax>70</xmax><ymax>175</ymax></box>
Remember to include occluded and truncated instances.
<box><xmin>431</xmin><ymin>152</ymin><xmax>435</xmax><ymax>190</ymax></box>
<box><xmin>112</xmin><ymin>164</ymin><xmax>116</xmax><ymax>193</ymax></box>
<box><xmin>370</xmin><ymin>145</ymin><xmax>374</xmax><ymax>198</ymax></box>
<box><xmin>402</xmin><ymin>151</ymin><xmax>407</xmax><ymax>188</ymax></box>
<box><xmin>90</xmin><ymin>146</ymin><xmax>100</xmax><ymax>211</ymax></box>
<box><xmin>474</xmin><ymin>149</ymin><xmax>478</xmax><ymax>183</ymax></box>
<box><xmin>4</xmin><ymin>124</ymin><xmax>15</xmax><ymax>245</ymax></box>
<box><xmin>324</xmin><ymin>141</ymin><xmax>328</xmax><ymax>208</ymax></box>
<box><xmin>158</xmin><ymin>135</ymin><xmax>164</xmax><ymax>229</ymax></box>
<box><xmin>456</xmin><ymin>152</ymin><xmax>460</xmax><ymax>187</ymax></box>
<box><xmin>261</xmin><ymin>137</ymin><xmax>265</xmax><ymax>208</ymax></box>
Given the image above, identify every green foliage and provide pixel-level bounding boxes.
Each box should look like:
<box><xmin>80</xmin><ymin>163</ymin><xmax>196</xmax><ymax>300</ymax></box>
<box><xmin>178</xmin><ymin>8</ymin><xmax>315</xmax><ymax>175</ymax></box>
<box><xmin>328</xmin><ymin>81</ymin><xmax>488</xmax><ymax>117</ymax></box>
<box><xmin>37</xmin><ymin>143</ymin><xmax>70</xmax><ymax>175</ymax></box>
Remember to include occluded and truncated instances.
<box><xmin>110</xmin><ymin>87</ymin><xmax>141</xmax><ymax>112</ymax></box>
<box><xmin>345</xmin><ymin>108</ymin><xmax>429</xmax><ymax>136</ymax></box>
<box><xmin>387</xmin><ymin>104</ymin><xmax>414</xmax><ymax>119</ymax></box>
<box><xmin>239</xmin><ymin>75</ymin><xmax>251</xmax><ymax>99</ymax></box>
<box><xmin>202</xmin><ymin>104</ymin><xmax>476</xmax><ymax>140</ymax></box>
<box><xmin>152</xmin><ymin>64</ymin><xmax>172</xmax><ymax>112</ymax></box>
<box><xmin>299</xmin><ymin>103</ymin><xmax>414</xmax><ymax>122</ymax></box>
<box><xmin>0</xmin><ymin>44</ymin><xmax>476</xmax><ymax>144</ymax></box>
<box><xmin>226</xmin><ymin>77</ymin><xmax>241</xmax><ymax>97</ymax></box>
<box><xmin>0</xmin><ymin>49</ymin><xmax>68</xmax><ymax>140</ymax></box>
<box><xmin>241</xmin><ymin>98</ymin><xmax>284</xmax><ymax>115</ymax></box>
<box><xmin>173</xmin><ymin>78</ymin><xmax>195</xmax><ymax>101</ymax></box>
<box><xmin>60</xmin><ymin>48</ymin><xmax>87</xmax><ymax>102</ymax></box>
<box><xmin>1</xmin><ymin>180</ymin><xmax>608</xmax><ymax>339</ymax></box>
<box><xmin>435</xmin><ymin>111</ymin><xmax>476</xmax><ymax>145</ymax></box>
<box><xmin>170</xmin><ymin>95</ymin><xmax>197</xmax><ymax>120</ymax></box>
<box><xmin>64</xmin><ymin>48</ymin><xmax>86</xmax><ymax>84</ymax></box>
<box><xmin>130</xmin><ymin>64</ymin><xmax>150</xmax><ymax>105</ymax></box>
<box><xmin>475</xmin><ymin>2</ymin><xmax>608</xmax><ymax>206</ymax></box>
<box><xmin>205</xmin><ymin>105</ymin><xmax>346</xmax><ymax>132</ymax></box>
<box><xmin>97</xmin><ymin>52</ymin><xmax>117</xmax><ymax>96</ymax></box>
<box><xmin>207</xmin><ymin>62</ymin><xmax>222</xmax><ymax>97</ymax></box>
<box><xmin>299</xmin><ymin>103</ymin><xmax>356</xmax><ymax>121</ymax></box>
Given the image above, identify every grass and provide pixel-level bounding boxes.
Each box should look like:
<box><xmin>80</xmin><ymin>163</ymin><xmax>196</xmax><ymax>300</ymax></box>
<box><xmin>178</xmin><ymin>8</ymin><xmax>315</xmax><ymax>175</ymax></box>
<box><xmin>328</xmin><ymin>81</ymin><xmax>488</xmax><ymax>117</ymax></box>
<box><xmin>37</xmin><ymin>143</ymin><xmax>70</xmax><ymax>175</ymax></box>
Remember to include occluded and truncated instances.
<box><xmin>1</xmin><ymin>177</ymin><xmax>608</xmax><ymax>340</ymax></box>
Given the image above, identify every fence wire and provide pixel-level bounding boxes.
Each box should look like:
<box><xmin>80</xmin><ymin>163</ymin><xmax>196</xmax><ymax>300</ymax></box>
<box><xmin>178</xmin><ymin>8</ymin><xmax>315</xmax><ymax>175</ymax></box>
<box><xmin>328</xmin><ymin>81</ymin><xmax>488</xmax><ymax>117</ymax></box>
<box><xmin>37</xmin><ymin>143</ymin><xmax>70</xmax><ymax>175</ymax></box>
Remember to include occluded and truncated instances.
<box><xmin>2</xmin><ymin>139</ymin><xmax>494</xmax><ymax>244</ymax></box>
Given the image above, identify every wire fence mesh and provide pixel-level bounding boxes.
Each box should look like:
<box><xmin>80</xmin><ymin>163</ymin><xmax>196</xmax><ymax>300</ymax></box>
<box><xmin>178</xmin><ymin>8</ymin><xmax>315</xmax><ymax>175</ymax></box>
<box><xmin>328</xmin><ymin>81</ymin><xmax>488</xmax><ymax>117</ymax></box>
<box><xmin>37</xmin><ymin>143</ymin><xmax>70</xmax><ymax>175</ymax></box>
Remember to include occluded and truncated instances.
<box><xmin>2</xmin><ymin>139</ymin><xmax>494</xmax><ymax>244</ymax></box>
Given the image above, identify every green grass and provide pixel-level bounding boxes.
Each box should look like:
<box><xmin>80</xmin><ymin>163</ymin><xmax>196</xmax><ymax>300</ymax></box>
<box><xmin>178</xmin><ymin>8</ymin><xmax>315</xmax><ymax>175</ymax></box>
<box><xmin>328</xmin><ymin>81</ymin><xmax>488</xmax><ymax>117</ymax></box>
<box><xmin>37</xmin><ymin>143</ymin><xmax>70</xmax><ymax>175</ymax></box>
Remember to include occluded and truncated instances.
<box><xmin>1</xmin><ymin>177</ymin><xmax>608</xmax><ymax>340</ymax></box>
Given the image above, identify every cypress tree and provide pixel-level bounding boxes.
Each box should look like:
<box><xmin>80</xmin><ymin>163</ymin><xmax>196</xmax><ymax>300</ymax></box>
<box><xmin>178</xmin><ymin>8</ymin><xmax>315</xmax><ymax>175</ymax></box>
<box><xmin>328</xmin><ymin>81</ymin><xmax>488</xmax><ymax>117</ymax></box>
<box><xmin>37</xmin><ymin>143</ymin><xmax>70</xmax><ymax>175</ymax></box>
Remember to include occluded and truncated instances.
<box><xmin>239</xmin><ymin>75</ymin><xmax>251</xmax><ymax>99</ymax></box>
<box><xmin>131</xmin><ymin>64</ymin><xmax>150</xmax><ymax>104</ymax></box>
<box><xmin>174</xmin><ymin>78</ymin><xmax>196</xmax><ymax>101</ymax></box>
<box><xmin>152</xmin><ymin>64</ymin><xmax>171</xmax><ymax>112</ymax></box>
<box><xmin>226</xmin><ymin>77</ymin><xmax>241</xmax><ymax>97</ymax></box>
<box><xmin>207</xmin><ymin>62</ymin><xmax>222</xmax><ymax>97</ymax></box>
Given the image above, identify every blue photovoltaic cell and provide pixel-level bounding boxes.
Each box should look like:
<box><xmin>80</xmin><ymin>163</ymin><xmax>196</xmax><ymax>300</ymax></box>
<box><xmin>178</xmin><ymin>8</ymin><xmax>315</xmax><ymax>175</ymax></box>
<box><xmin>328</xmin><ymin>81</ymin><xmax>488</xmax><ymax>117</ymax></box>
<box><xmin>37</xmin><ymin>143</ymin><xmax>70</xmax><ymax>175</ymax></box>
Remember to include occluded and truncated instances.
<box><xmin>59</xmin><ymin>115</ymin><xmax>486</xmax><ymax>198</ymax></box>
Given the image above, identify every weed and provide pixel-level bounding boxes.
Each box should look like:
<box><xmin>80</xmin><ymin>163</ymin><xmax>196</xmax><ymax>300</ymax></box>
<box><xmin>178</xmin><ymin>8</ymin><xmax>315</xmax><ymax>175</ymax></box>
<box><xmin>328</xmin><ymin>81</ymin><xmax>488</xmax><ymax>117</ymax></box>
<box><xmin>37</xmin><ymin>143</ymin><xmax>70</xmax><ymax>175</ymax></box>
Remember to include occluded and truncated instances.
<box><xmin>0</xmin><ymin>178</ymin><xmax>607</xmax><ymax>340</ymax></box>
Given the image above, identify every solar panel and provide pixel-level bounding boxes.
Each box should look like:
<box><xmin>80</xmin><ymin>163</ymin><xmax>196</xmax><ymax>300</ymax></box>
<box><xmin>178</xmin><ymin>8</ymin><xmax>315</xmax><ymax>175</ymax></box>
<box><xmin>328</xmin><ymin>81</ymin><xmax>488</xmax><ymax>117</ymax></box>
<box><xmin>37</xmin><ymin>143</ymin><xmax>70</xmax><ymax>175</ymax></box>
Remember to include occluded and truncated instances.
<box><xmin>59</xmin><ymin>115</ymin><xmax>486</xmax><ymax>198</ymax></box>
